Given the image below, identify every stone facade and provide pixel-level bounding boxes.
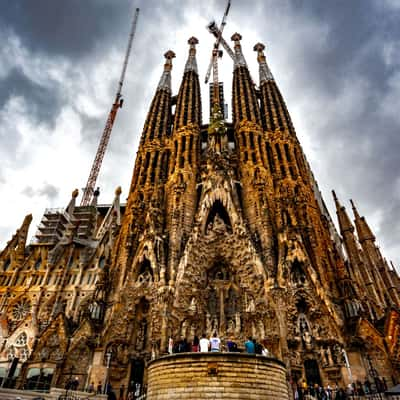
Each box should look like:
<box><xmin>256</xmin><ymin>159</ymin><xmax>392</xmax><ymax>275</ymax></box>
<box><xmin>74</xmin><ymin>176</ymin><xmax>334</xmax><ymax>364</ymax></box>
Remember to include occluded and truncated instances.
<box><xmin>147</xmin><ymin>353</ymin><xmax>289</xmax><ymax>399</ymax></box>
<box><xmin>0</xmin><ymin>29</ymin><xmax>400</xmax><ymax>399</ymax></box>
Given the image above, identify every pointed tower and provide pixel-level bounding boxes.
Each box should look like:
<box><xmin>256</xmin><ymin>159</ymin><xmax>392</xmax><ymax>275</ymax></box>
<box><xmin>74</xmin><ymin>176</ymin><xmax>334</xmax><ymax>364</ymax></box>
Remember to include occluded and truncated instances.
<box><xmin>333</xmin><ymin>192</ymin><xmax>384</xmax><ymax>316</ymax></box>
<box><xmin>351</xmin><ymin>200</ymin><xmax>400</xmax><ymax>307</ymax></box>
<box><xmin>230</xmin><ymin>34</ymin><xmax>276</xmax><ymax>271</ymax></box>
<box><xmin>254</xmin><ymin>43</ymin><xmax>338</xmax><ymax>295</ymax></box>
<box><xmin>115</xmin><ymin>50</ymin><xmax>175</xmax><ymax>288</ymax></box>
<box><xmin>165</xmin><ymin>38</ymin><xmax>202</xmax><ymax>285</ymax></box>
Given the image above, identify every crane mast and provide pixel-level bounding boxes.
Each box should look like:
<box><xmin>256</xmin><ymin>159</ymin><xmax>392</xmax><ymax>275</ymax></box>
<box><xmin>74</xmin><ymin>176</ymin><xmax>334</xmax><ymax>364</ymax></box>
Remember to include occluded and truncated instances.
<box><xmin>80</xmin><ymin>7</ymin><xmax>140</xmax><ymax>206</ymax></box>
<box><xmin>204</xmin><ymin>0</ymin><xmax>231</xmax><ymax>87</ymax></box>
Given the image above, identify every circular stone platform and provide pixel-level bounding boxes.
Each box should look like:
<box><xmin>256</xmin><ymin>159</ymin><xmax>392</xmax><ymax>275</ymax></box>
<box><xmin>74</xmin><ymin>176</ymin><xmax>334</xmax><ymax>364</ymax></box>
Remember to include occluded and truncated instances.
<box><xmin>147</xmin><ymin>352</ymin><xmax>289</xmax><ymax>399</ymax></box>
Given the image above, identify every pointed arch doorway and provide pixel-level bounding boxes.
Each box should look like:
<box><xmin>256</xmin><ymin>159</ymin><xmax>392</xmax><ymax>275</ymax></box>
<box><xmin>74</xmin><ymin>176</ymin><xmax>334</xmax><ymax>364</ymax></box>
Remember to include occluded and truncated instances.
<box><xmin>304</xmin><ymin>359</ymin><xmax>321</xmax><ymax>387</ymax></box>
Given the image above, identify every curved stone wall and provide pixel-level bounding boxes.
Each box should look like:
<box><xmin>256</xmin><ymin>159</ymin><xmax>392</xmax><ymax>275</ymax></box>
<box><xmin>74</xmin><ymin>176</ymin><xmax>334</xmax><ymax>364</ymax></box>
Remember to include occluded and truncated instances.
<box><xmin>147</xmin><ymin>352</ymin><xmax>289</xmax><ymax>399</ymax></box>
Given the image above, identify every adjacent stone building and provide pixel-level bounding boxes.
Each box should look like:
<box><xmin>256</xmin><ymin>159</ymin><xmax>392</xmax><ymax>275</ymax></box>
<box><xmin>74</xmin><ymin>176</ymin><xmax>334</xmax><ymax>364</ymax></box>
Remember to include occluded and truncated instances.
<box><xmin>0</xmin><ymin>31</ymin><xmax>400</xmax><ymax>398</ymax></box>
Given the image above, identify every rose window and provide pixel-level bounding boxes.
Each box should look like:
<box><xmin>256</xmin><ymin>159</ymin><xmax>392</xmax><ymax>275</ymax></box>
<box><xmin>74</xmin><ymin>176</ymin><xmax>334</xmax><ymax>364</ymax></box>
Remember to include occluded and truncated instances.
<box><xmin>12</xmin><ymin>299</ymin><xmax>31</xmax><ymax>320</ymax></box>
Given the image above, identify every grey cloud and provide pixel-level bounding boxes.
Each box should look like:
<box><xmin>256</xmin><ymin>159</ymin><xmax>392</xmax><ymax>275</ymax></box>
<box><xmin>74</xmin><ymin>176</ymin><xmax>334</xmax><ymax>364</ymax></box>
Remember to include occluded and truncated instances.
<box><xmin>21</xmin><ymin>183</ymin><xmax>59</xmax><ymax>200</ymax></box>
<box><xmin>0</xmin><ymin>67</ymin><xmax>63</xmax><ymax>127</ymax></box>
<box><xmin>38</xmin><ymin>183</ymin><xmax>59</xmax><ymax>199</ymax></box>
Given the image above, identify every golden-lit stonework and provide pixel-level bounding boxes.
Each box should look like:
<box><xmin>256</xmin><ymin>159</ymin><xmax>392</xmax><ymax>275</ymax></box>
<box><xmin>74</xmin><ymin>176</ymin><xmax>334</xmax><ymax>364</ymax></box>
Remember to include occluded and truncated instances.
<box><xmin>1</xmin><ymin>33</ymin><xmax>400</xmax><ymax>399</ymax></box>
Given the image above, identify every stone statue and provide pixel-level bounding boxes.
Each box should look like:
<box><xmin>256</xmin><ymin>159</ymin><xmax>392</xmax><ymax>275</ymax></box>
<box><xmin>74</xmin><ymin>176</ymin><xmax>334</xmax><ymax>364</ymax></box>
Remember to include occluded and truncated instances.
<box><xmin>303</xmin><ymin>331</ymin><xmax>313</xmax><ymax>350</ymax></box>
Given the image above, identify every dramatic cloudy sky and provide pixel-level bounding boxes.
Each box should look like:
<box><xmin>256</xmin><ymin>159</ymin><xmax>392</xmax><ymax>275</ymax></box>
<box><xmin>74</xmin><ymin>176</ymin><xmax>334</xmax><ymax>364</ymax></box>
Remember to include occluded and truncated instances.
<box><xmin>0</xmin><ymin>0</ymin><xmax>399</xmax><ymax>266</ymax></box>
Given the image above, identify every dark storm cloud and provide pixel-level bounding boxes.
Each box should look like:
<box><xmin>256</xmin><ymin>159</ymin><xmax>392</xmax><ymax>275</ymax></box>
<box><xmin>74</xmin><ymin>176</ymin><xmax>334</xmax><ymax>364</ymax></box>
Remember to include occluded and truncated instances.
<box><xmin>277</xmin><ymin>0</ymin><xmax>400</xmax><ymax>260</ymax></box>
<box><xmin>0</xmin><ymin>67</ymin><xmax>63</xmax><ymax>126</ymax></box>
<box><xmin>0</xmin><ymin>0</ymin><xmax>130</xmax><ymax>58</ymax></box>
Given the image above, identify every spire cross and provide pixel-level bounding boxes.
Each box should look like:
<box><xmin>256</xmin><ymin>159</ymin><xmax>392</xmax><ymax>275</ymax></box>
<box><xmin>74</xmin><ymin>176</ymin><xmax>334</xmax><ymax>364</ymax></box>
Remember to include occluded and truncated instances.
<box><xmin>158</xmin><ymin>50</ymin><xmax>176</xmax><ymax>91</ymax></box>
<box><xmin>231</xmin><ymin>32</ymin><xmax>247</xmax><ymax>68</ymax></box>
<box><xmin>253</xmin><ymin>42</ymin><xmax>274</xmax><ymax>82</ymax></box>
<box><xmin>163</xmin><ymin>50</ymin><xmax>176</xmax><ymax>71</ymax></box>
<box><xmin>185</xmin><ymin>37</ymin><xmax>199</xmax><ymax>73</ymax></box>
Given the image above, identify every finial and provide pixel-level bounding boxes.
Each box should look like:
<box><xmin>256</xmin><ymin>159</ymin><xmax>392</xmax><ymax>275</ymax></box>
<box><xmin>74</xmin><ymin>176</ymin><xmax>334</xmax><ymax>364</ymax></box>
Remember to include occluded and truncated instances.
<box><xmin>188</xmin><ymin>37</ymin><xmax>199</xmax><ymax>46</ymax></box>
<box><xmin>231</xmin><ymin>32</ymin><xmax>247</xmax><ymax>69</ymax></box>
<box><xmin>158</xmin><ymin>50</ymin><xmax>175</xmax><ymax>91</ymax></box>
<box><xmin>254</xmin><ymin>42</ymin><xmax>274</xmax><ymax>82</ymax></box>
<box><xmin>332</xmin><ymin>190</ymin><xmax>343</xmax><ymax>211</ymax></box>
<box><xmin>350</xmin><ymin>199</ymin><xmax>356</xmax><ymax>209</ymax></box>
<box><xmin>185</xmin><ymin>37</ymin><xmax>199</xmax><ymax>73</ymax></box>
<box><xmin>72</xmin><ymin>189</ymin><xmax>79</xmax><ymax>198</ymax></box>
<box><xmin>231</xmin><ymin>33</ymin><xmax>242</xmax><ymax>42</ymax></box>
<box><xmin>163</xmin><ymin>50</ymin><xmax>176</xmax><ymax>71</ymax></box>
<box><xmin>350</xmin><ymin>199</ymin><xmax>361</xmax><ymax>219</ymax></box>
<box><xmin>115</xmin><ymin>186</ymin><xmax>122</xmax><ymax>196</ymax></box>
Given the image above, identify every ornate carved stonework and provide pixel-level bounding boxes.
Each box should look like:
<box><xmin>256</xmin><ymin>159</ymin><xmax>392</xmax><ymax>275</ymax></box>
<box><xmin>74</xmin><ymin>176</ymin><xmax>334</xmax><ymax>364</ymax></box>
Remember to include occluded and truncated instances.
<box><xmin>0</xmin><ymin>28</ymin><xmax>399</xmax><ymax>396</ymax></box>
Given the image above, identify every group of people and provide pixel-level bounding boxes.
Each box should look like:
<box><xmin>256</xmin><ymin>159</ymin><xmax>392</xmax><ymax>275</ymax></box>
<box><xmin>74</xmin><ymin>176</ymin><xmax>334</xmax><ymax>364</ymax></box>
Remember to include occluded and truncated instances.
<box><xmin>169</xmin><ymin>333</ymin><xmax>269</xmax><ymax>355</ymax></box>
<box><xmin>294</xmin><ymin>378</ymin><xmax>389</xmax><ymax>399</ymax></box>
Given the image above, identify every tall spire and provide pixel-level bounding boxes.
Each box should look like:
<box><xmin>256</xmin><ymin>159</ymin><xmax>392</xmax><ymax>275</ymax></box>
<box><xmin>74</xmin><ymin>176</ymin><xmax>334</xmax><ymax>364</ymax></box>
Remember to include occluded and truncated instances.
<box><xmin>157</xmin><ymin>50</ymin><xmax>176</xmax><ymax>92</ymax></box>
<box><xmin>130</xmin><ymin>51</ymin><xmax>174</xmax><ymax>193</ymax></box>
<box><xmin>332</xmin><ymin>191</ymin><xmax>354</xmax><ymax>234</ymax></box>
<box><xmin>184</xmin><ymin>37</ymin><xmax>198</xmax><ymax>74</ymax></box>
<box><xmin>255</xmin><ymin>42</ymin><xmax>295</xmax><ymax>135</ymax></box>
<box><xmin>231</xmin><ymin>33</ymin><xmax>261</xmax><ymax>126</ymax></box>
<box><xmin>350</xmin><ymin>199</ymin><xmax>375</xmax><ymax>243</ymax></box>
<box><xmin>254</xmin><ymin>42</ymin><xmax>274</xmax><ymax>83</ymax></box>
<box><xmin>231</xmin><ymin>32</ymin><xmax>247</xmax><ymax>69</ymax></box>
<box><xmin>174</xmin><ymin>38</ymin><xmax>202</xmax><ymax>130</ymax></box>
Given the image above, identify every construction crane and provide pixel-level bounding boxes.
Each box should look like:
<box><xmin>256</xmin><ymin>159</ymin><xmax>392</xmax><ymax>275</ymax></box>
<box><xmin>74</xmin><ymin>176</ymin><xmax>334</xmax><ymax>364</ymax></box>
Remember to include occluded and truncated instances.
<box><xmin>207</xmin><ymin>18</ymin><xmax>257</xmax><ymax>88</ymax></box>
<box><xmin>207</xmin><ymin>21</ymin><xmax>235</xmax><ymax>62</ymax></box>
<box><xmin>204</xmin><ymin>0</ymin><xmax>231</xmax><ymax>86</ymax></box>
<box><xmin>80</xmin><ymin>7</ymin><xmax>140</xmax><ymax>206</ymax></box>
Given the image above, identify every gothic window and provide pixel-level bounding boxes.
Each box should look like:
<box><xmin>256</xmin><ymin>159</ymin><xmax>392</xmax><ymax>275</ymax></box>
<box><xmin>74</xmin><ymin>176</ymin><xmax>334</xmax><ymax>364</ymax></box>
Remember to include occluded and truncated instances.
<box><xmin>3</xmin><ymin>259</ymin><xmax>10</xmax><ymax>272</ymax></box>
<box><xmin>12</xmin><ymin>298</ymin><xmax>31</xmax><ymax>320</ymax></box>
<box><xmin>150</xmin><ymin>151</ymin><xmax>159</xmax><ymax>183</ymax></box>
<box><xmin>289</xmin><ymin>166</ymin><xmax>296</xmax><ymax>180</ymax></box>
<box><xmin>249</xmin><ymin>132</ymin><xmax>255</xmax><ymax>150</ymax></box>
<box><xmin>291</xmin><ymin>259</ymin><xmax>306</xmax><ymax>285</ymax></box>
<box><xmin>15</xmin><ymin>332</ymin><xmax>27</xmax><ymax>346</ymax></box>
<box><xmin>265</xmin><ymin>143</ymin><xmax>275</xmax><ymax>172</ymax></box>
<box><xmin>275</xmin><ymin>143</ymin><xmax>282</xmax><ymax>162</ymax></box>
<box><xmin>284</xmin><ymin>143</ymin><xmax>292</xmax><ymax>162</ymax></box>
<box><xmin>241</xmin><ymin>132</ymin><xmax>246</xmax><ymax>147</ymax></box>
<box><xmin>298</xmin><ymin>313</ymin><xmax>310</xmax><ymax>334</ymax></box>
<box><xmin>99</xmin><ymin>256</ymin><xmax>106</xmax><ymax>269</ymax></box>
<box><xmin>188</xmin><ymin>135</ymin><xmax>193</xmax><ymax>165</ymax></box>
<box><xmin>137</xmin><ymin>259</ymin><xmax>153</xmax><ymax>284</ymax></box>
<box><xmin>34</xmin><ymin>259</ymin><xmax>41</xmax><ymax>270</ymax></box>
<box><xmin>205</xmin><ymin>200</ymin><xmax>232</xmax><ymax>233</ymax></box>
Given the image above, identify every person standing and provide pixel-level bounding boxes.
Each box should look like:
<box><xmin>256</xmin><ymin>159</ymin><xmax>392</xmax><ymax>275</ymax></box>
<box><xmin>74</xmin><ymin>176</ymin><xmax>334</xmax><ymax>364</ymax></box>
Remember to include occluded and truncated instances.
<box><xmin>192</xmin><ymin>335</ymin><xmax>200</xmax><ymax>352</ymax></box>
<box><xmin>200</xmin><ymin>333</ymin><xmax>210</xmax><ymax>352</ymax></box>
<box><xmin>168</xmin><ymin>337</ymin><xmax>173</xmax><ymax>354</ymax></box>
<box><xmin>245</xmin><ymin>336</ymin><xmax>255</xmax><ymax>353</ymax></box>
<box><xmin>210</xmin><ymin>332</ymin><xmax>221</xmax><ymax>352</ymax></box>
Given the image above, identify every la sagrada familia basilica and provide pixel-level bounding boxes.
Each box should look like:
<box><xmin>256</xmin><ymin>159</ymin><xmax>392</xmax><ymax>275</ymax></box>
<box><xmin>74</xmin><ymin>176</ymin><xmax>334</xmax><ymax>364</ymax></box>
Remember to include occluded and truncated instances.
<box><xmin>0</xmin><ymin>13</ymin><xmax>400</xmax><ymax>399</ymax></box>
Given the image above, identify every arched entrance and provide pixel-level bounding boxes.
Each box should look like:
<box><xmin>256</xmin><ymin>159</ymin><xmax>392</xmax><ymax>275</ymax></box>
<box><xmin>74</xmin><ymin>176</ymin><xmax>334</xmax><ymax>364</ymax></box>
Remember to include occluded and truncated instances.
<box><xmin>304</xmin><ymin>359</ymin><xmax>321</xmax><ymax>387</ymax></box>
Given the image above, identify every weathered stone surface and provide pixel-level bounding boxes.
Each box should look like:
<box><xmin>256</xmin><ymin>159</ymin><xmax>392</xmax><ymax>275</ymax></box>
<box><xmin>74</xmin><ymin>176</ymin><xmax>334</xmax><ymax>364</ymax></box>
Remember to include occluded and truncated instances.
<box><xmin>147</xmin><ymin>353</ymin><xmax>289</xmax><ymax>400</ymax></box>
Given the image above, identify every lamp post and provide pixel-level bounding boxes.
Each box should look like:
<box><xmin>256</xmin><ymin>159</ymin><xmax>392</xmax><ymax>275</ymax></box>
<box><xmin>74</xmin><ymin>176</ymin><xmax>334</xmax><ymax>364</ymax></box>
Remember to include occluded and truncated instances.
<box><xmin>103</xmin><ymin>349</ymin><xmax>112</xmax><ymax>394</ymax></box>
